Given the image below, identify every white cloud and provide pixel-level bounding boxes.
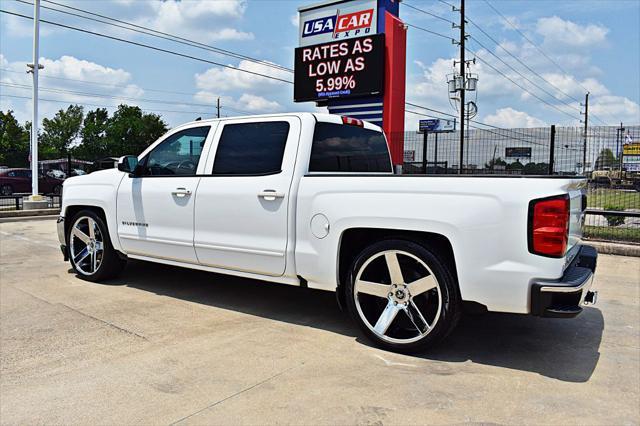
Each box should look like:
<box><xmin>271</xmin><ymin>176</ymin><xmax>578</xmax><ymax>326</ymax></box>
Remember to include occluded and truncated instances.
<box><xmin>194</xmin><ymin>60</ymin><xmax>291</xmax><ymax>92</ymax></box>
<box><xmin>131</xmin><ymin>0</ymin><xmax>252</xmax><ymax>43</ymax></box>
<box><xmin>484</xmin><ymin>107</ymin><xmax>547</xmax><ymax>128</ymax></box>
<box><xmin>237</xmin><ymin>94</ymin><xmax>282</xmax><ymax>112</ymax></box>
<box><xmin>536</xmin><ymin>16</ymin><xmax>609</xmax><ymax>47</ymax></box>
<box><xmin>0</xmin><ymin>54</ymin><xmax>145</xmax><ymax>125</ymax></box>
<box><xmin>290</xmin><ymin>14</ymin><xmax>299</xmax><ymax>27</ymax></box>
<box><xmin>589</xmin><ymin>95</ymin><xmax>640</xmax><ymax>125</ymax></box>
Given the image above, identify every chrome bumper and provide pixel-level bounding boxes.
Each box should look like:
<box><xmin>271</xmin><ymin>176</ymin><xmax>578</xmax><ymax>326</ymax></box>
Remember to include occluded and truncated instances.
<box><xmin>57</xmin><ymin>216</ymin><xmax>68</xmax><ymax>261</ymax></box>
<box><xmin>530</xmin><ymin>245</ymin><xmax>598</xmax><ymax>318</ymax></box>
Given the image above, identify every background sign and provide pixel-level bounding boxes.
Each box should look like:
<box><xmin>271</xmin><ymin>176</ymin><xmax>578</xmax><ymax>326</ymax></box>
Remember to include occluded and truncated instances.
<box><xmin>623</xmin><ymin>143</ymin><xmax>640</xmax><ymax>156</ymax></box>
<box><xmin>505</xmin><ymin>147</ymin><xmax>532</xmax><ymax>158</ymax></box>
<box><xmin>418</xmin><ymin>119</ymin><xmax>455</xmax><ymax>133</ymax></box>
<box><xmin>294</xmin><ymin>34</ymin><xmax>384</xmax><ymax>102</ymax></box>
<box><xmin>298</xmin><ymin>0</ymin><xmax>378</xmax><ymax>47</ymax></box>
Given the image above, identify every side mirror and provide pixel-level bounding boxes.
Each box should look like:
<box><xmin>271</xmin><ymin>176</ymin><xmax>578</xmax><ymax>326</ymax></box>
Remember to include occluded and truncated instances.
<box><xmin>117</xmin><ymin>155</ymin><xmax>139</xmax><ymax>175</ymax></box>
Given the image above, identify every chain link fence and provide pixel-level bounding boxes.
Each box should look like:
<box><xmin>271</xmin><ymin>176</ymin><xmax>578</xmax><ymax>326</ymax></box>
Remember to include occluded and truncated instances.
<box><xmin>397</xmin><ymin>124</ymin><xmax>640</xmax><ymax>244</ymax></box>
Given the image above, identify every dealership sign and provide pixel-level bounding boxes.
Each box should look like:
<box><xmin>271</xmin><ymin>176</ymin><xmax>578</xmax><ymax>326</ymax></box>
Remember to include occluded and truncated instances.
<box><xmin>294</xmin><ymin>34</ymin><xmax>384</xmax><ymax>102</ymax></box>
<box><xmin>298</xmin><ymin>0</ymin><xmax>378</xmax><ymax>46</ymax></box>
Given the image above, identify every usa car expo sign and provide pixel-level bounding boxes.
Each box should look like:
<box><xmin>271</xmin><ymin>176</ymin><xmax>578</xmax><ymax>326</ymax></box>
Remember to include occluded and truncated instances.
<box><xmin>294</xmin><ymin>0</ymin><xmax>384</xmax><ymax>103</ymax></box>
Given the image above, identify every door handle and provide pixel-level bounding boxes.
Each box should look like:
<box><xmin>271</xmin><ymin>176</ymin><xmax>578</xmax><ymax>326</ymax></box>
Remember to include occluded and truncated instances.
<box><xmin>258</xmin><ymin>190</ymin><xmax>285</xmax><ymax>201</ymax></box>
<box><xmin>172</xmin><ymin>187</ymin><xmax>192</xmax><ymax>198</ymax></box>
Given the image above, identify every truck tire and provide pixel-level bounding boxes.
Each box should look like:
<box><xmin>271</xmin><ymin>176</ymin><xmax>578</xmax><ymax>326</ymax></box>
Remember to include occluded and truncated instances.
<box><xmin>67</xmin><ymin>210</ymin><xmax>125</xmax><ymax>282</ymax></box>
<box><xmin>345</xmin><ymin>239</ymin><xmax>461</xmax><ymax>353</ymax></box>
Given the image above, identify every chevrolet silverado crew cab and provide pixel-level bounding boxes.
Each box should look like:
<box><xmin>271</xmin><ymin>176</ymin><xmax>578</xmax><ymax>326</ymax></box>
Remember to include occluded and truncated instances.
<box><xmin>57</xmin><ymin>113</ymin><xmax>598</xmax><ymax>353</ymax></box>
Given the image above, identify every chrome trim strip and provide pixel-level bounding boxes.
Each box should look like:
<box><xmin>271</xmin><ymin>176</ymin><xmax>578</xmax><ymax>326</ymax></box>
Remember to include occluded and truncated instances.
<box><xmin>194</xmin><ymin>242</ymin><xmax>284</xmax><ymax>257</ymax></box>
<box><xmin>540</xmin><ymin>274</ymin><xmax>593</xmax><ymax>293</ymax></box>
<box><xmin>119</xmin><ymin>234</ymin><xmax>193</xmax><ymax>247</ymax></box>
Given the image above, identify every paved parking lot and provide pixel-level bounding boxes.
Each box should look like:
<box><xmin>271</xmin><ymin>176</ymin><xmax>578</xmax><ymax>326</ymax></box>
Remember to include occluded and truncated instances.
<box><xmin>1</xmin><ymin>218</ymin><xmax>639</xmax><ymax>425</ymax></box>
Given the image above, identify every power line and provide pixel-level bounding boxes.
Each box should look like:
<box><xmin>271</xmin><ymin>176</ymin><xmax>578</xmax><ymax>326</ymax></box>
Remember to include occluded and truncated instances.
<box><xmin>402</xmin><ymin>1</ymin><xmax>456</xmax><ymax>25</ymax></box>
<box><xmin>406</xmin><ymin>23</ymin><xmax>457</xmax><ymax>42</ymax></box>
<box><xmin>0</xmin><ymin>93</ymin><xmax>214</xmax><ymax>115</ymax></box>
<box><xmin>481</xmin><ymin>0</ymin><xmax>587</xmax><ymax>92</ymax></box>
<box><xmin>0</xmin><ymin>9</ymin><xmax>294</xmax><ymax>85</ymax></box>
<box><xmin>14</xmin><ymin>0</ymin><xmax>293</xmax><ymax>74</ymax></box>
<box><xmin>468</xmin><ymin>35</ymin><xmax>582</xmax><ymax>113</ymax></box>
<box><xmin>468</xmin><ymin>50</ymin><xmax>582</xmax><ymax>122</ymax></box>
<box><xmin>480</xmin><ymin>0</ymin><xmax>610</xmax><ymax>126</ymax></box>
<box><xmin>0</xmin><ymin>81</ymin><xmax>218</xmax><ymax>109</ymax></box>
<box><xmin>0</xmin><ymin>67</ymin><xmax>218</xmax><ymax>98</ymax></box>
<box><xmin>466</xmin><ymin>18</ymin><xmax>583</xmax><ymax>104</ymax></box>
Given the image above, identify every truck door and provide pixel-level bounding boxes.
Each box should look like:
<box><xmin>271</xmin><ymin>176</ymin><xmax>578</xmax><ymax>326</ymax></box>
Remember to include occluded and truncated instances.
<box><xmin>116</xmin><ymin>125</ymin><xmax>214</xmax><ymax>263</ymax></box>
<box><xmin>194</xmin><ymin>116</ymin><xmax>301</xmax><ymax>276</ymax></box>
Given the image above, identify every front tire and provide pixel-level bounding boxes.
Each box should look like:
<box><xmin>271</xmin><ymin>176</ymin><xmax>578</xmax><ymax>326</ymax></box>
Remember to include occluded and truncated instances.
<box><xmin>345</xmin><ymin>239</ymin><xmax>461</xmax><ymax>353</ymax></box>
<box><xmin>67</xmin><ymin>210</ymin><xmax>125</xmax><ymax>282</ymax></box>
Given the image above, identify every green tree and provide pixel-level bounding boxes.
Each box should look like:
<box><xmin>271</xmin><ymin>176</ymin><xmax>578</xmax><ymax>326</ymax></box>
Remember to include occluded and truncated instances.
<box><xmin>506</xmin><ymin>160</ymin><xmax>524</xmax><ymax>171</ymax></box>
<box><xmin>485</xmin><ymin>156</ymin><xmax>507</xmax><ymax>169</ymax></box>
<box><xmin>105</xmin><ymin>105</ymin><xmax>167</xmax><ymax>157</ymax></box>
<box><xmin>523</xmin><ymin>162</ymin><xmax>550</xmax><ymax>175</ymax></box>
<box><xmin>595</xmin><ymin>148</ymin><xmax>616</xmax><ymax>170</ymax></box>
<box><xmin>0</xmin><ymin>110</ymin><xmax>30</xmax><ymax>167</ymax></box>
<box><xmin>40</xmin><ymin>105</ymin><xmax>84</xmax><ymax>159</ymax></box>
<box><xmin>73</xmin><ymin>108</ymin><xmax>109</xmax><ymax>161</ymax></box>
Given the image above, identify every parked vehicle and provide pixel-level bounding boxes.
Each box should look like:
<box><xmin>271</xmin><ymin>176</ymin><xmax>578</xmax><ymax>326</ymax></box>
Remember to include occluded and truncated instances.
<box><xmin>0</xmin><ymin>168</ymin><xmax>64</xmax><ymax>195</ymax></box>
<box><xmin>56</xmin><ymin>113</ymin><xmax>597</xmax><ymax>352</ymax></box>
<box><xmin>46</xmin><ymin>169</ymin><xmax>67</xmax><ymax>180</ymax></box>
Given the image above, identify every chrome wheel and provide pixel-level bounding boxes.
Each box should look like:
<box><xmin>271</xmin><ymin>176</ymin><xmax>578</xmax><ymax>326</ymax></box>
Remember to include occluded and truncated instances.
<box><xmin>354</xmin><ymin>250</ymin><xmax>442</xmax><ymax>344</ymax></box>
<box><xmin>69</xmin><ymin>216</ymin><xmax>104</xmax><ymax>275</ymax></box>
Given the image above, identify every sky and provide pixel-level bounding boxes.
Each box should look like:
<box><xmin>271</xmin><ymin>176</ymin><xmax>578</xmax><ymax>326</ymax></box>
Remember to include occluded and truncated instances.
<box><xmin>1</xmin><ymin>0</ymin><xmax>639</xmax><ymax>131</ymax></box>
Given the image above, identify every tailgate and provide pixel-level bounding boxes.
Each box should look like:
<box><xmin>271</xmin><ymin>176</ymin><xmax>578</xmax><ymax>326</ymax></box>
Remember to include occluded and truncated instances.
<box><xmin>567</xmin><ymin>183</ymin><xmax>587</xmax><ymax>253</ymax></box>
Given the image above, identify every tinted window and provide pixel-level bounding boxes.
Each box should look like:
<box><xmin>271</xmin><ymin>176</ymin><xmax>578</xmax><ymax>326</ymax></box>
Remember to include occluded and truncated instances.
<box><xmin>142</xmin><ymin>126</ymin><xmax>210</xmax><ymax>176</ymax></box>
<box><xmin>309</xmin><ymin>123</ymin><xmax>391</xmax><ymax>173</ymax></box>
<box><xmin>213</xmin><ymin>122</ymin><xmax>289</xmax><ymax>175</ymax></box>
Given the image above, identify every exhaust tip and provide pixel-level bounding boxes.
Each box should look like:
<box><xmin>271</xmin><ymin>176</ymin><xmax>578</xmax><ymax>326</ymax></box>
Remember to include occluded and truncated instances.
<box><xmin>585</xmin><ymin>290</ymin><xmax>598</xmax><ymax>305</ymax></box>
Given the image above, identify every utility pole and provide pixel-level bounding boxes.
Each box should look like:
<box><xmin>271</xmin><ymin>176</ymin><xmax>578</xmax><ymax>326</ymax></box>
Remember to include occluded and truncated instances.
<box><xmin>458</xmin><ymin>0</ymin><xmax>465</xmax><ymax>175</ymax></box>
<box><xmin>581</xmin><ymin>92</ymin><xmax>589</xmax><ymax>174</ymax></box>
<box><xmin>216</xmin><ymin>97</ymin><xmax>221</xmax><ymax>118</ymax></box>
<box><xmin>28</xmin><ymin>0</ymin><xmax>42</xmax><ymax>198</ymax></box>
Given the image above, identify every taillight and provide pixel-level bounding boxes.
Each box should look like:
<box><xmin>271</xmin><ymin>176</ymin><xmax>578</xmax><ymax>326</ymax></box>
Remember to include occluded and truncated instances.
<box><xmin>341</xmin><ymin>116</ymin><xmax>364</xmax><ymax>127</ymax></box>
<box><xmin>528</xmin><ymin>195</ymin><xmax>569</xmax><ymax>258</ymax></box>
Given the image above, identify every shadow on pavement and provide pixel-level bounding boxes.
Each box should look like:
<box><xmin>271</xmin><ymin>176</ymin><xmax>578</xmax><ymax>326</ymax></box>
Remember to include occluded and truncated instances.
<box><xmin>113</xmin><ymin>260</ymin><xmax>603</xmax><ymax>383</ymax></box>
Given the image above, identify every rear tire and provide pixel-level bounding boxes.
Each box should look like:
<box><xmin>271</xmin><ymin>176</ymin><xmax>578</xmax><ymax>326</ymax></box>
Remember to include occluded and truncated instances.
<box><xmin>345</xmin><ymin>239</ymin><xmax>461</xmax><ymax>353</ymax></box>
<box><xmin>67</xmin><ymin>210</ymin><xmax>125</xmax><ymax>282</ymax></box>
<box><xmin>53</xmin><ymin>184</ymin><xmax>62</xmax><ymax>195</ymax></box>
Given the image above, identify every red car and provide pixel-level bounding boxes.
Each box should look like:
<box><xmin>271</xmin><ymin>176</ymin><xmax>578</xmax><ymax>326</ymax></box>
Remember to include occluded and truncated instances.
<box><xmin>0</xmin><ymin>168</ymin><xmax>64</xmax><ymax>196</ymax></box>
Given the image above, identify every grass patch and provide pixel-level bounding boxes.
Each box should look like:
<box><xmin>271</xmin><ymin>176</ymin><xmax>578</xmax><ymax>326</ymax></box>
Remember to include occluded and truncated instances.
<box><xmin>587</xmin><ymin>189</ymin><xmax>640</xmax><ymax>210</ymax></box>
<box><xmin>583</xmin><ymin>225</ymin><xmax>640</xmax><ymax>244</ymax></box>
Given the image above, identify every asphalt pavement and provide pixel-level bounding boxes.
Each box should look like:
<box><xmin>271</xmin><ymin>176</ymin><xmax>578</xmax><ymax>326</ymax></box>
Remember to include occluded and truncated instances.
<box><xmin>1</xmin><ymin>218</ymin><xmax>638</xmax><ymax>425</ymax></box>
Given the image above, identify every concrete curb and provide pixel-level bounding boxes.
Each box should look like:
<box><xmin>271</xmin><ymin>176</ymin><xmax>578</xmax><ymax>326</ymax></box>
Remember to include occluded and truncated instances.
<box><xmin>585</xmin><ymin>240</ymin><xmax>640</xmax><ymax>257</ymax></box>
<box><xmin>0</xmin><ymin>208</ymin><xmax>60</xmax><ymax>219</ymax></box>
<box><xmin>0</xmin><ymin>215</ymin><xmax>59</xmax><ymax>223</ymax></box>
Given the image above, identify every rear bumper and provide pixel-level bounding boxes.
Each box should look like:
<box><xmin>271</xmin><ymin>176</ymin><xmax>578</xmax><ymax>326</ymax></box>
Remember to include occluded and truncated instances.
<box><xmin>531</xmin><ymin>245</ymin><xmax>598</xmax><ymax>318</ymax></box>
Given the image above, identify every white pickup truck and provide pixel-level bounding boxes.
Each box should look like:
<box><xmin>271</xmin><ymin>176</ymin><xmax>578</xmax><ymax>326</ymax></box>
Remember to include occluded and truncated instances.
<box><xmin>57</xmin><ymin>113</ymin><xmax>598</xmax><ymax>352</ymax></box>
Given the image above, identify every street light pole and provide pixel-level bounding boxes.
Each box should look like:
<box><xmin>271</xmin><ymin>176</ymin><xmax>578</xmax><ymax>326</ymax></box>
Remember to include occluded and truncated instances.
<box><xmin>29</xmin><ymin>0</ymin><xmax>41</xmax><ymax>197</ymax></box>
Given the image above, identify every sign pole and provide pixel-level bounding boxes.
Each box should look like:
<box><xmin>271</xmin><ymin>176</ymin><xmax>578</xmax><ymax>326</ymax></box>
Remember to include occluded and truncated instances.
<box><xmin>434</xmin><ymin>132</ymin><xmax>438</xmax><ymax>174</ymax></box>
<box><xmin>422</xmin><ymin>131</ymin><xmax>428</xmax><ymax>173</ymax></box>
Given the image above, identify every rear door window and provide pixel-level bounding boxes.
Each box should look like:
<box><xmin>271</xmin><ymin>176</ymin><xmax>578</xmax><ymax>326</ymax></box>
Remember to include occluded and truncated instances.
<box><xmin>309</xmin><ymin>122</ymin><xmax>392</xmax><ymax>173</ymax></box>
<box><xmin>212</xmin><ymin>122</ymin><xmax>290</xmax><ymax>175</ymax></box>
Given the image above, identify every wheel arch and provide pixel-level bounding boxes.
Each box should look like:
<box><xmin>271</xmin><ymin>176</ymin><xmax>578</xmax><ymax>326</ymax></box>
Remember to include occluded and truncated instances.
<box><xmin>62</xmin><ymin>204</ymin><xmax>121</xmax><ymax>252</ymax></box>
<box><xmin>336</xmin><ymin>228</ymin><xmax>460</xmax><ymax>308</ymax></box>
